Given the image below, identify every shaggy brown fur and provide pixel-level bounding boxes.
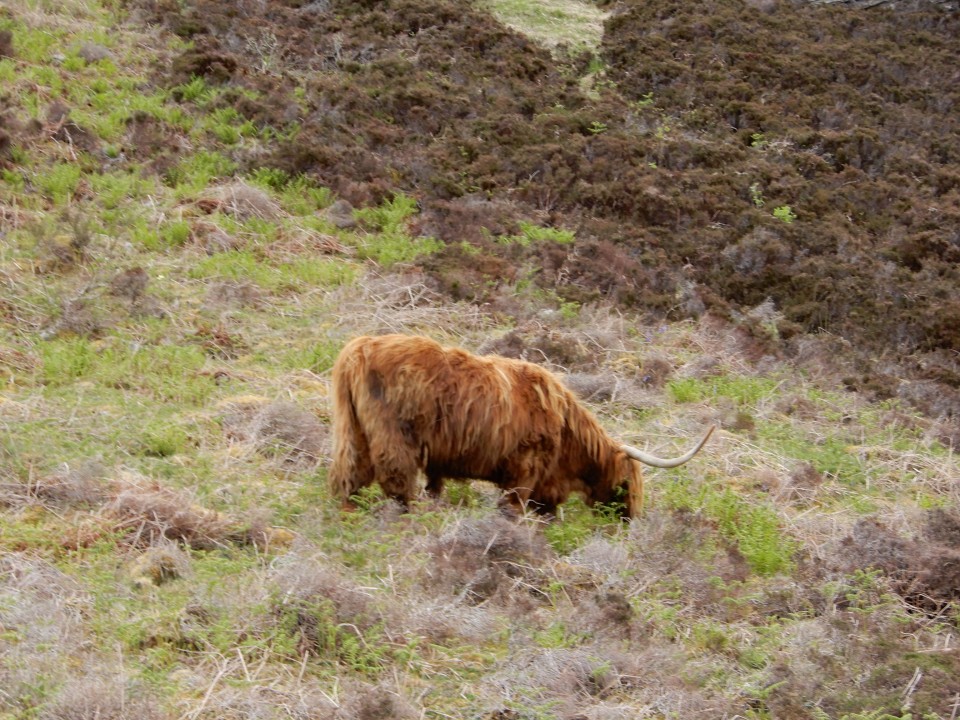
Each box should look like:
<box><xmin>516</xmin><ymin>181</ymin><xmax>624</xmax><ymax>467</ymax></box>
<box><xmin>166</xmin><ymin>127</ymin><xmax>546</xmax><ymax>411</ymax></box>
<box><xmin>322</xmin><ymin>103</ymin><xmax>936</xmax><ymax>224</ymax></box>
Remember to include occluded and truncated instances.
<box><xmin>330</xmin><ymin>335</ymin><xmax>708</xmax><ymax>518</ymax></box>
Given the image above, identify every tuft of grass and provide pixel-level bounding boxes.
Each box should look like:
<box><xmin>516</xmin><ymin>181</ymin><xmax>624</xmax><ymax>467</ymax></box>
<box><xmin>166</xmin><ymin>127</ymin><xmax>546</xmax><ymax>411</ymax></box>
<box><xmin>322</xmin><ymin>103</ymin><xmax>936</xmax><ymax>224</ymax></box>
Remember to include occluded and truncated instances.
<box><xmin>139</xmin><ymin>420</ymin><xmax>190</xmax><ymax>458</ymax></box>
<box><xmin>773</xmin><ymin>205</ymin><xmax>797</xmax><ymax>224</ymax></box>
<box><xmin>497</xmin><ymin>220</ymin><xmax>576</xmax><ymax>247</ymax></box>
<box><xmin>666</xmin><ymin>377</ymin><xmax>703</xmax><ymax>404</ymax></box>
<box><xmin>301</xmin><ymin>337</ymin><xmax>342</xmax><ymax>374</ymax></box>
<box><xmin>284</xmin><ymin>258</ymin><xmax>358</xmax><ymax>289</ymax></box>
<box><xmin>667</xmin><ymin>375</ymin><xmax>780</xmax><ymax>406</ymax></box>
<box><xmin>0</xmin><ymin>58</ymin><xmax>15</xmax><ymax>85</ymax></box>
<box><xmin>189</xmin><ymin>250</ymin><xmax>357</xmax><ymax>293</ymax></box>
<box><xmin>41</xmin><ymin>338</ymin><xmax>214</xmax><ymax>405</ymax></box>
<box><xmin>2</xmin><ymin>166</ymin><xmax>26</xmax><ymax>193</ymax></box>
<box><xmin>278</xmin><ymin>176</ymin><xmax>334</xmax><ymax>215</ymax></box>
<box><xmin>705</xmin><ymin>489</ymin><xmax>796</xmax><ymax>576</ymax></box>
<box><xmin>166</xmin><ymin>151</ymin><xmax>238</xmax><ymax>194</ymax></box>
<box><xmin>189</xmin><ymin>250</ymin><xmax>278</xmax><ymax>287</ymax></box>
<box><xmin>39</xmin><ymin>337</ymin><xmax>97</xmax><ymax>384</ymax></box>
<box><xmin>37</xmin><ymin>163</ymin><xmax>84</xmax><ymax>206</ymax></box>
<box><xmin>172</xmin><ymin>74</ymin><xmax>213</xmax><ymax>103</ymax></box>
<box><xmin>757</xmin><ymin>422</ymin><xmax>867</xmax><ymax>486</ymax></box>
<box><xmin>533</xmin><ymin>621</ymin><xmax>586</xmax><ymax>649</ymax></box>
<box><xmin>544</xmin><ymin>496</ymin><xmax>623</xmax><ymax>554</ymax></box>
<box><xmin>155</xmin><ymin>219</ymin><xmax>192</xmax><ymax>249</ymax></box>
<box><xmin>662</xmin><ymin>477</ymin><xmax>796</xmax><ymax>576</ymax></box>
<box><xmin>89</xmin><ymin>170</ymin><xmax>159</xmax><ymax>210</ymax></box>
<box><xmin>205</xmin><ymin>106</ymin><xmax>257</xmax><ymax>145</ymax></box>
<box><xmin>354</xmin><ymin>194</ymin><xmax>443</xmax><ymax>268</ymax></box>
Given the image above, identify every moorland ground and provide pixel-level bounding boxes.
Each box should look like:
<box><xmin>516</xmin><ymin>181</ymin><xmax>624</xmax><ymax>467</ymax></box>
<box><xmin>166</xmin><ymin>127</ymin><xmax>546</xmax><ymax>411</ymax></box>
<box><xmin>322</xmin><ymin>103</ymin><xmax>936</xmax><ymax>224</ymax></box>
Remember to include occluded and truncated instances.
<box><xmin>1</xmin><ymin>0</ymin><xmax>960</xmax><ymax>718</ymax></box>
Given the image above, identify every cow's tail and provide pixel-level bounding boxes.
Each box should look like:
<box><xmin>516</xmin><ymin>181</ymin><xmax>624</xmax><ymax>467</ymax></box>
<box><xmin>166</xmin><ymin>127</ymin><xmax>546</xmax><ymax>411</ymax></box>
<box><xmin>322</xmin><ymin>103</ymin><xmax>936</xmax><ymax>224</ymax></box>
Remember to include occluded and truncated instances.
<box><xmin>328</xmin><ymin>348</ymin><xmax>366</xmax><ymax>505</ymax></box>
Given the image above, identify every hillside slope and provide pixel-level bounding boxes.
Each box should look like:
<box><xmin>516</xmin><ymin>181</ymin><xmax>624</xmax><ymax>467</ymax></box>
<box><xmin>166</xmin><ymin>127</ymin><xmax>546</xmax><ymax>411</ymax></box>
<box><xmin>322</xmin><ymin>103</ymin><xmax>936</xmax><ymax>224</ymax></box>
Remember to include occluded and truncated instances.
<box><xmin>1</xmin><ymin>0</ymin><xmax>960</xmax><ymax>718</ymax></box>
<box><xmin>122</xmin><ymin>0</ymin><xmax>960</xmax><ymax>424</ymax></box>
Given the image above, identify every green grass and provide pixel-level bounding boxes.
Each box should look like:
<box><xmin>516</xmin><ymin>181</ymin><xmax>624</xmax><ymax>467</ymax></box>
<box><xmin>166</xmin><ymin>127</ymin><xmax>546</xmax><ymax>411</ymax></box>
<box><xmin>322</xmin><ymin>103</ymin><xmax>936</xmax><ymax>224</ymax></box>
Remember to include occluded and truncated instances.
<box><xmin>160</xmin><ymin>219</ymin><xmax>192</xmax><ymax>248</ymax></box>
<box><xmin>757</xmin><ymin>422</ymin><xmax>867</xmax><ymax>486</ymax></box>
<box><xmin>204</xmin><ymin>106</ymin><xmax>257</xmax><ymax>145</ymax></box>
<box><xmin>89</xmin><ymin>170</ymin><xmax>159</xmax><ymax>209</ymax></box>
<box><xmin>286</xmin><ymin>185</ymin><xmax>334</xmax><ymax>216</ymax></box>
<box><xmin>285</xmin><ymin>257</ymin><xmax>358</xmax><ymax>288</ymax></box>
<box><xmin>166</xmin><ymin>151</ymin><xmax>238</xmax><ymax>194</ymax></box>
<box><xmin>667</xmin><ymin>375</ymin><xmax>780</xmax><ymax>406</ymax></box>
<box><xmin>485</xmin><ymin>0</ymin><xmax>607</xmax><ymax>51</ymax></box>
<box><xmin>39</xmin><ymin>336</ymin><xmax>98</xmax><ymax>383</ymax></box>
<box><xmin>497</xmin><ymin>220</ymin><xmax>576</xmax><ymax>247</ymax></box>
<box><xmin>705</xmin><ymin>488</ymin><xmax>796</xmax><ymax>575</ymax></box>
<box><xmin>1</xmin><ymin>22</ymin><xmax>62</xmax><ymax>65</ymax></box>
<box><xmin>282</xmin><ymin>337</ymin><xmax>343</xmax><ymax>374</ymax></box>
<box><xmin>533</xmin><ymin>621</ymin><xmax>587</xmax><ymax>649</ymax></box>
<box><xmin>1</xmin><ymin>166</ymin><xmax>26</xmax><ymax>193</ymax></box>
<box><xmin>37</xmin><ymin>163</ymin><xmax>84</xmax><ymax>206</ymax></box>
<box><xmin>0</xmin><ymin>58</ymin><xmax>15</xmax><ymax>85</ymax></box>
<box><xmin>187</xmin><ymin>250</ymin><xmax>358</xmax><ymax>293</ymax></box>
<box><xmin>543</xmin><ymin>493</ymin><xmax>629</xmax><ymax>554</ymax></box>
<box><xmin>354</xmin><ymin>193</ymin><xmax>443</xmax><ymax>267</ymax></box>
<box><xmin>248</xmin><ymin>171</ymin><xmax>333</xmax><ymax>214</ymax></box>
<box><xmin>40</xmin><ymin>337</ymin><xmax>215</xmax><ymax>405</ymax></box>
<box><xmin>662</xmin><ymin>475</ymin><xmax>797</xmax><ymax>576</ymax></box>
<box><xmin>139</xmin><ymin>419</ymin><xmax>192</xmax><ymax>458</ymax></box>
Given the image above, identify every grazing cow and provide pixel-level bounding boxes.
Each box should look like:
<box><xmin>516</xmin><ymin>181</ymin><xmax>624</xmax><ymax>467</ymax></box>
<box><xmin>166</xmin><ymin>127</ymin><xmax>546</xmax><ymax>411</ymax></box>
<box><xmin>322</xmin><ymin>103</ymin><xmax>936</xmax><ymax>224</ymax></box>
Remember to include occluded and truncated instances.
<box><xmin>329</xmin><ymin>334</ymin><xmax>713</xmax><ymax>518</ymax></box>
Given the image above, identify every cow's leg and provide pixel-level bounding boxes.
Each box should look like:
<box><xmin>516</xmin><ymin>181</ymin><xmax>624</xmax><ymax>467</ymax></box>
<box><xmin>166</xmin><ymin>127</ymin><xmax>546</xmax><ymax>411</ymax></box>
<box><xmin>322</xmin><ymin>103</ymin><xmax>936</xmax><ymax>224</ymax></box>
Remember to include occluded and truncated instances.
<box><xmin>496</xmin><ymin>481</ymin><xmax>536</xmax><ymax>518</ymax></box>
<box><xmin>526</xmin><ymin>491</ymin><xmax>558</xmax><ymax>516</ymax></box>
<box><xmin>368</xmin><ymin>431</ymin><xmax>421</xmax><ymax>508</ymax></box>
<box><xmin>352</xmin><ymin>428</ymin><xmax>375</xmax><ymax>484</ymax></box>
<box><xmin>497</xmin><ymin>442</ymin><xmax>567</xmax><ymax>518</ymax></box>
<box><xmin>425</xmin><ymin>472</ymin><xmax>445</xmax><ymax>498</ymax></box>
<box><xmin>330</xmin><ymin>418</ymin><xmax>375</xmax><ymax>510</ymax></box>
<box><xmin>495</xmin><ymin>449</ymin><xmax>546</xmax><ymax>517</ymax></box>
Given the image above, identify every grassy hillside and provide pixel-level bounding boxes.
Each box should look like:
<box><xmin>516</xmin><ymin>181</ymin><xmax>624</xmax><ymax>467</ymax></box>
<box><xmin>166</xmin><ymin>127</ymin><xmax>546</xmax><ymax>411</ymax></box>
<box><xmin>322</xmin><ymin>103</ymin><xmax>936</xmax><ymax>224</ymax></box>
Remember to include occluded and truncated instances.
<box><xmin>2</xmin><ymin>0</ymin><xmax>960</xmax><ymax>718</ymax></box>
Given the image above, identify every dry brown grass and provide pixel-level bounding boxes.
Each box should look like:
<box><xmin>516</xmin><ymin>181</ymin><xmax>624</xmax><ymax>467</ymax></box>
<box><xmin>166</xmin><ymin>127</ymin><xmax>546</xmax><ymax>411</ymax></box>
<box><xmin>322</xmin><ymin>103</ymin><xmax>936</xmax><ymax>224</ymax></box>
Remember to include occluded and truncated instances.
<box><xmin>0</xmin><ymin>461</ymin><xmax>287</xmax><ymax>552</ymax></box>
<box><xmin>265</xmin><ymin>228</ymin><xmax>354</xmax><ymax>260</ymax></box>
<box><xmin>0</xmin><ymin>555</ymin><xmax>94</xmax><ymax>714</ymax></box>
<box><xmin>328</xmin><ymin>272</ymin><xmax>495</xmax><ymax>339</ymax></box>
<box><xmin>218</xmin><ymin>397</ymin><xmax>327</xmax><ymax>467</ymax></box>
<box><xmin>415</xmin><ymin>515</ymin><xmax>553</xmax><ymax>606</ymax></box>
<box><xmin>37</xmin><ymin>675</ymin><xmax>166</xmax><ymax>720</ymax></box>
<box><xmin>105</xmin><ymin>473</ymin><xmax>236</xmax><ymax>549</ymax></box>
<box><xmin>199</xmin><ymin>181</ymin><xmax>283</xmax><ymax>221</ymax></box>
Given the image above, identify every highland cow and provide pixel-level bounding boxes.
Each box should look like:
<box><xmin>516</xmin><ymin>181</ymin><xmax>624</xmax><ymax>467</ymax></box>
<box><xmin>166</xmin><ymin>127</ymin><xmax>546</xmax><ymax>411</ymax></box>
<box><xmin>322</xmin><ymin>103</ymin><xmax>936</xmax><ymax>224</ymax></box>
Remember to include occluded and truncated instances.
<box><xmin>329</xmin><ymin>334</ymin><xmax>713</xmax><ymax>518</ymax></box>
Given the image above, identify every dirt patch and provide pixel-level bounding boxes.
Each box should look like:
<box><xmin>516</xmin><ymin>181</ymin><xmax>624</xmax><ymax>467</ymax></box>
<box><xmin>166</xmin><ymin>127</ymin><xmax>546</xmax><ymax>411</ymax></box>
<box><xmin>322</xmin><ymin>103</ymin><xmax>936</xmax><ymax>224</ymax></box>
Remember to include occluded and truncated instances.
<box><xmin>204</xmin><ymin>280</ymin><xmax>263</xmax><ymax>310</ymax></box>
<box><xmin>124</xmin><ymin>111</ymin><xmax>189</xmax><ymax>175</ymax></box>
<box><xmin>0</xmin><ymin>29</ymin><xmax>13</xmax><ymax>59</ymax></box>
<box><xmin>109</xmin><ymin>266</ymin><xmax>150</xmax><ymax>302</ymax></box>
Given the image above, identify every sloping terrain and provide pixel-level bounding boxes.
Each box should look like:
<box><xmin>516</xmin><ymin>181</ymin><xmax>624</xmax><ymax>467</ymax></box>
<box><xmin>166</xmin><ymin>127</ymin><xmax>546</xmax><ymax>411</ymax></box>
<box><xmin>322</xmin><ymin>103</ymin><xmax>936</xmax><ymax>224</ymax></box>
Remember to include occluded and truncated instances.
<box><xmin>128</xmin><ymin>0</ymin><xmax>960</xmax><ymax>420</ymax></box>
<box><xmin>1</xmin><ymin>0</ymin><xmax>960</xmax><ymax>718</ymax></box>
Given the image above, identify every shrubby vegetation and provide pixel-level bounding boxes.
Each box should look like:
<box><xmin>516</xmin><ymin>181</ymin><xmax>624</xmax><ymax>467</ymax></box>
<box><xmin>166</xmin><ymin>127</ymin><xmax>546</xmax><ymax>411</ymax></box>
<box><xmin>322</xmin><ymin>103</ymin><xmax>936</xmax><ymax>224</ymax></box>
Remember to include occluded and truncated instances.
<box><xmin>1</xmin><ymin>0</ymin><xmax>959</xmax><ymax>718</ymax></box>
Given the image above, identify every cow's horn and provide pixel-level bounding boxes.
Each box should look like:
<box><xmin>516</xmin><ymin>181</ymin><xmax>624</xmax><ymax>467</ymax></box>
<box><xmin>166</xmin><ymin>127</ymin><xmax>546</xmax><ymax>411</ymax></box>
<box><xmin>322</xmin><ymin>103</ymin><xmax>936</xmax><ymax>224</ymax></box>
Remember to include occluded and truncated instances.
<box><xmin>622</xmin><ymin>425</ymin><xmax>715</xmax><ymax>468</ymax></box>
